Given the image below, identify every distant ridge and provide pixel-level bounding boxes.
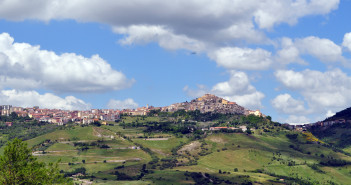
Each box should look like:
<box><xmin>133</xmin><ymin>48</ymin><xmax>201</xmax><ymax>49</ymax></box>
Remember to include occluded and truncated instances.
<box><xmin>324</xmin><ymin>107</ymin><xmax>351</xmax><ymax>122</ymax></box>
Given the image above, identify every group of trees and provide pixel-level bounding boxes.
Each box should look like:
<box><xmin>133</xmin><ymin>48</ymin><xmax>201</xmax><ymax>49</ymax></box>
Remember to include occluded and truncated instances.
<box><xmin>0</xmin><ymin>112</ymin><xmax>31</xmax><ymax>123</ymax></box>
<box><xmin>0</xmin><ymin>121</ymin><xmax>59</xmax><ymax>143</ymax></box>
<box><xmin>148</xmin><ymin>109</ymin><xmax>235</xmax><ymax>122</ymax></box>
<box><xmin>0</xmin><ymin>138</ymin><xmax>71</xmax><ymax>184</ymax></box>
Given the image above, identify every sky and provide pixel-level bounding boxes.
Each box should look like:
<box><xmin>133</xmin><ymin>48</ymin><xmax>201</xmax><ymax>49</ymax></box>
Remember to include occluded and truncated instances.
<box><xmin>1</xmin><ymin>0</ymin><xmax>351</xmax><ymax>124</ymax></box>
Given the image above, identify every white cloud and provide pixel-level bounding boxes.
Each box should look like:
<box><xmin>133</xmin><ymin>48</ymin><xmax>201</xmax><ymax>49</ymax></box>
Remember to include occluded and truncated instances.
<box><xmin>209</xmin><ymin>47</ymin><xmax>272</xmax><ymax>70</ymax></box>
<box><xmin>114</xmin><ymin>25</ymin><xmax>206</xmax><ymax>52</ymax></box>
<box><xmin>275</xmin><ymin>68</ymin><xmax>351</xmax><ymax>114</ymax></box>
<box><xmin>0</xmin><ymin>0</ymin><xmax>340</xmax><ymax>48</ymax></box>
<box><xmin>216</xmin><ymin>22</ymin><xmax>267</xmax><ymax>44</ymax></box>
<box><xmin>295</xmin><ymin>36</ymin><xmax>343</xmax><ymax>62</ymax></box>
<box><xmin>342</xmin><ymin>32</ymin><xmax>351</xmax><ymax>52</ymax></box>
<box><xmin>0</xmin><ymin>33</ymin><xmax>134</xmax><ymax>93</ymax></box>
<box><xmin>271</xmin><ymin>94</ymin><xmax>306</xmax><ymax>114</ymax></box>
<box><xmin>326</xmin><ymin>110</ymin><xmax>335</xmax><ymax>118</ymax></box>
<box><xmin>183</xmin><ymin>85</ymin><xmax>209</xmax><ymax>98</ymax></box>
<box><xmin>275</xmin><ymin>37</ymin><xmax>304</xmax><ymax>65</ymax></box>
<box><xmin>276</xmin><ymin>36</ymin><xmax>343</xmax><ymax>66</ymax></box>
<box><xmin>0</xmin><ymin>89</ymin><xmax>91</xmax><ymax>110</ymax></box>
<box><xmin>253</xmin><ymin>0</ymin><xmax>339</xmax><ymax>29</ymax></box>
<box><xmin>185</xmin><ymin>71</ymin><xmax>264</xmax><ymax>110</ymax></box>
<box><xmin>107</xmin><ymin>98</ymin><xmax>139</xmax><ymax>110</ymax></box>
<box><xmin>221</xmin><ymin>92</ymin><xmax>265</xmax><ymax>110</ymax></box>
<box><xmin>212</xmin><ymin>71</ymin><xmax>255</xmax><ymax>95</ymax></box>
<box><xmin>285</xmin><ymin>115</ymin><xmax>310</xmax><ymax>125</ymax></box>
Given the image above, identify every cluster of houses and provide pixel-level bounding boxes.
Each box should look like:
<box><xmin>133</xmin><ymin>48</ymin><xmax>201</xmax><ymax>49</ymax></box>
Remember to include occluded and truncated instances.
<box><xmin>0</xmin><ymin>104</ymin><xmax>168</xmax><ymax>125</ymax></box>
<box><xmin>282</xmin><ymin>118</ymin><xmax>349</xmax><ymax>132</ymax></box>
<box><xmin>312</xmin><ymin>119</ymin><xmax>348</xmax><ymax>127</ymax></box>
<box><xmin>0</xmin><ymin>94</ymin><xmax>265</xmax><ymax>126</ymax></box>
<box><xmin>0</xmin><ymin>105</ymin><xmax>123</xmax><ymax>125</ymax></box>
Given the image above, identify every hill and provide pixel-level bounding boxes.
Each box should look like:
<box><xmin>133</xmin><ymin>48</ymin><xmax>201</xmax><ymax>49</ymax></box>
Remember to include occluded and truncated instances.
<box><xmin>1</xmin><ymin>110</ymin><xmax>351</xmax><ymax>184</ymax></box>
<box><xmin>309</xmin><ymin>106</ymin><xmax>351</xmax><ymax>154</ymax></box>
<box><xmin>26</xmin><ymin>122</ymin><xmax>351</xmax><ymax>184</ymax></box>
<box><xmin>325</xmin><ymin>107</ymin><xmax>351</xmax><ymax>122</ymax></box>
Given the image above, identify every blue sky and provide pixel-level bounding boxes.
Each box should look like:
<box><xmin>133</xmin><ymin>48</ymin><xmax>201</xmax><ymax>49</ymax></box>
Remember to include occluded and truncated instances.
<box><xmin>1</xmin><ymin>0</ymin><xmax>351</xmax><ymax>124</ymax></box>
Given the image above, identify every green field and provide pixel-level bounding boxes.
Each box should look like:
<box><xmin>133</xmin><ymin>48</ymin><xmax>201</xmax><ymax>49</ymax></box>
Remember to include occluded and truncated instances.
<box><xmin>133</xmin><ymin>137</ymin><xmax>188</xmax><ymax>156</ymax></box>
<box><xmin>27</xmin><ymin>125</ymin><xmax>351</xmax><ymax>184</ymax></box>
<box><xmin>2</xmin><ymin>113</ymin><xmax>351</xmax><ymax>184</ymax></box>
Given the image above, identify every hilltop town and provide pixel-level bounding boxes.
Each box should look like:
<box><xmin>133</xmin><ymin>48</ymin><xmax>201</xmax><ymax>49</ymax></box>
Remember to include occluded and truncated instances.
<box><xmin>163</xmin><ymin>94</ymin><xmax>245</xmax><ymax>114</ymax></box>
<box><xmin>0</xmin><ymin>94</ymin><xmax>263</xmax><ymax>125</ymax></box>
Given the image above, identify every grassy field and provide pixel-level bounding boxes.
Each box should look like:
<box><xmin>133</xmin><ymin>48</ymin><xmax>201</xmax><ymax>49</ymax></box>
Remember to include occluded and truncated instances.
<box><xmin>22</xmin><ymin>125</ymin><xmax>154</xmax><ymax>181</ymax></box>
<box><xmin>133</xmin><ymin>137</ymin><xmax>188</xmax><ymax>156</ymax></box>
<box><xmin>170</xmin><ymin>132</ymin><xmax>351</xmax><ymax>185</ymax></box>
<box><xmin>26</xmin><ymin>126</ymin><xmax>100</xmax><ymax>147</ymax></box>
<box><xmin>120</xmin><ymin>116</ymin><xmax>161</xmax><ymax>124</ymax></box>
<box><xmin>2</xmin><ymin>115</ymin><xmax>351</xmax><ymax>184</ymax></box>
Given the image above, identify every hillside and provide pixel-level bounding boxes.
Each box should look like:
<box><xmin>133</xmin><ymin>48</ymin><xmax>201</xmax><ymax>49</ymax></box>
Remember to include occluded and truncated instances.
<box><xmin>309</xmin><ymin>106</ymin><xmax>351</xmax><ymax>153</ymax></box>
<box><xmin>325</xmin><ymin>107</ymin><xmax>351</xmax><ymax>122</ymax></box>
<box><xmin>1</xmin><ymin>111</ymin><xmax>351</xmax><ymax>185</ymax></box>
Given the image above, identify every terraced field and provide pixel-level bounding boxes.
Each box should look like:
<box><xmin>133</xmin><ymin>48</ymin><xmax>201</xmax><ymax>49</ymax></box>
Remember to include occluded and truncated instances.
<box><xmin>2</xmin><ymin>115</ymin><xmax>351</xmax><ymax>184</ymax></box>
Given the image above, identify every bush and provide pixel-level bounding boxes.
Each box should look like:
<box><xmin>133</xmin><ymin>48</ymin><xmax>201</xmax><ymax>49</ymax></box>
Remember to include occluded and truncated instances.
<box><xmin>320</xmin><ymin>159</ymin><xmax>351</xmax><ymax>166</ymax></box>
<box><xmin>286</xmin><ymin>133</ymin><xmax>298</xmax><ymax>140</ymax></box>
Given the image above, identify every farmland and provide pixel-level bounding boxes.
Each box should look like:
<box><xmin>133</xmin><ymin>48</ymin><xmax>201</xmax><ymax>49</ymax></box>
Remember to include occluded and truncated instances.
<box><xmin>1</xmin><ymin>113</ymin><xmax>351</xmax><ymax>184</ymax></box>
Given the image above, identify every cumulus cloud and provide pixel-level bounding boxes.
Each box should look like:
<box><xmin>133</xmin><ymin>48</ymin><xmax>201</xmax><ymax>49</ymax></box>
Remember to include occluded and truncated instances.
<box><xmin>342</xmin><ymin>32</ymin><xmax>351</xmax><ymax>52</ymax></box>
<box><xmin>285</xmin><ymin>115</ymin><xmax>310</xmax><ymax>125</ymax></box>
<box><xmin>275</xmin><ymin>37</ymin><xmax>304</xmax><ymax>65</ymax></box>
<box><xmin>114</xmin><ymin>25</ymin><xmax>206</xmax><ymax>52</ymax></box>
<box><xmin>253</xmin><ymin>0</ymin><xmax>339</xmax><ymax>29</ymax></box>
<box><xmin>0</xmin><ymin>0</ymin><xmax>340</xmax><ymax>48</ymax></box>
<box><xmin>183</xmin><ymin>85</ymin><xmax>209</xmax><ymax>98</ymax></box>
<box><xmin>0</xmin><ymin>89</ymin><xmax>91</xmax><ymax>110</ymax></box>
<box><xmin>325</xmin><ymin>110</ymin><xmax>335</xmax><ymax>118</ymax></box>
<box><xmin>275</xmin><ymin>68</ymin><xmax>351</xmax><ymax>114</ymax></box>
<box><xmin>107</xmin><ymin>98</ymin><xmax>139</xmax><ymax>110</ymax></box>
<box><xmin>216</xmin><ymin>22</ymin><xmax>267</xmax><ymax>44</ymax></box>
<box><xmin>185</xmin><ymin>71</ymin><xmax>264</xmax><ymax>110</ymax></box>
<box><xmin>276</xmin><ymin>36</ymin><xmax>343</xmax><ymax>65</ymax></box>
<box><xmin>209</xmin><ymin>47</ymin><xmax>272</xmax><ymax>70</ymax></box>
<box><xmin>212</xmin><ymin>71</ymin><xmax>256</xmax><ymax>95</ymax></box>
<box><xmin>295</xmin><ymin>36</ymin><xmax>343</xmax><ymax>62</ymax></box>
<box><xmin>221</xmin><ymin>92</ymin><xmax>265</xmax><ymax>110</ymax></box>
<box><xmin>0</xmin><ymin>33</ymin><xmax>134</xmax><ymax>93</ymax></box>
<box><xmin>271</xmin><ymin>94</ymin><xmax>306</xmax><ymax>114</ymax></box>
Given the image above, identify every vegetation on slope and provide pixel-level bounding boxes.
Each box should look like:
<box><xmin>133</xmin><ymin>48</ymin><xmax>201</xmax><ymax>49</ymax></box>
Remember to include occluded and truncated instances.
<box><xmin>1</xmin><ymin>113</ymin><xmax>351</xmax><ymax>184</ymax></box>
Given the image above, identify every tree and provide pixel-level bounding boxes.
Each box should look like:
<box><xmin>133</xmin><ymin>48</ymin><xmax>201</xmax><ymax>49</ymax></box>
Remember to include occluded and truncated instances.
<box><xmin>0</xmin><ymin>138</ymin><xmax>71</xmax><ymax>184</ymax></box>
<box><xmin>266</xmin><ymin>115</ymin><xmax>272</xmax><ymax>121</ymax></box>
<box><xmin>246</xmin><ymin>127</ymin><xmax>252</xmax><ymax>134</ymax></box>
<box><xmin>10</xmin><ymin>112</ymin><xmax>18</xmax><ymax>120</ymax></box>
<box><xmin>92</xmin><ymin>120</ymin><xmax>101</xmax><ymax>127</ymax></box>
